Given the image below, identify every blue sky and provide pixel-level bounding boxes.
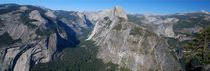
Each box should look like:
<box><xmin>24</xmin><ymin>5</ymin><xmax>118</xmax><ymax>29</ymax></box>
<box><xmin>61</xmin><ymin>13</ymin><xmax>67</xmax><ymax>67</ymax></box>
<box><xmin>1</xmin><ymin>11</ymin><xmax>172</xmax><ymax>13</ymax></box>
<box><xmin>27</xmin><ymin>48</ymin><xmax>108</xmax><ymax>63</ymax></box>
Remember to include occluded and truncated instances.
<box><xmin>1</xmin><ymin>0</ymin><xmax>210</xmax><ymax>14</ymax></box>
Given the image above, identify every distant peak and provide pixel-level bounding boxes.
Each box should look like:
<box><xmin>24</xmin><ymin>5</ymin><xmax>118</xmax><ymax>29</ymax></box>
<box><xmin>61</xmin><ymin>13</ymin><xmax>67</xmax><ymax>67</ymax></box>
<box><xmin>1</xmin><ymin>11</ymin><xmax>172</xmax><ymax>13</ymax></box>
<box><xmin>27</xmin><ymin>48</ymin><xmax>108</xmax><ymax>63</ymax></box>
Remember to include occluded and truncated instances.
<box><xmin>114</xmin><ymin>5</ymin><xmax>122</xmax><ymax>10</ymax></box>
<box><xmin>113</xmin><ymin>6</ymin><xmax>128</xmax><ymax>20</ymax></box>
<box><xmin>201</xmin><ymin>10</ymin><xmax>209</xmax><ymax>14</ymax></box>
<box><xmin>84</xmin><ymin>5</ymin><xmax>128</xmax><ymax>21</ymax></box>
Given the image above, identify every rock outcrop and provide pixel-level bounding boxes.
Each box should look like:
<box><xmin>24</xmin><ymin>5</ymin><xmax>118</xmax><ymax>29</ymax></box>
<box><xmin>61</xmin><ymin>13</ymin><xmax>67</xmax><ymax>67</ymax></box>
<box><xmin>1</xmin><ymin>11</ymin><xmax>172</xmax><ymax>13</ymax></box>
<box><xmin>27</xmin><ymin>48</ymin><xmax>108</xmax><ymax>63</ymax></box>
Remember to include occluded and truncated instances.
<box><xmin>0</xmin><ymin>4</ymin><xmax>91</xmax><ymax>71</ymax></box>
<box><xmin>1</xmin><ymin>4</ymin><xmax>209</xmax><ymax>71</ymax></box>
<box><xmin>87</xmin><ymin>6</ymin><xmax>182</xmax><ymax>71</ymax></box>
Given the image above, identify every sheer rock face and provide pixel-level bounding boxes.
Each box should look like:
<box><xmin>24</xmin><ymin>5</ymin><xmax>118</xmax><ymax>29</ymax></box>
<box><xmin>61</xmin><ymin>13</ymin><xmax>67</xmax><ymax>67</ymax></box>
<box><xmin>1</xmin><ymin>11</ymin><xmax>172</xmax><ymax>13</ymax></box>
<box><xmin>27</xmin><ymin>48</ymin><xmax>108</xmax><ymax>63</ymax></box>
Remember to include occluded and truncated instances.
<box><xmin>29</xmin><ymin>10</ymin><xmax>47</xmax><ymax>26</ymax></box>
<box><xmin>87</xmin><ymin>6</ymin><xmax>182</xmax><ymax>71</ymax></box>
<box><xmin>85</xmin><ymin>6</ymin><xmax>127</xmax><ymax>23</ymax></box>
<box><xmin>0</xmin><ymin>9</ymin><xmax>48</xmax><ymax>71</ymax></box>
<box><xmin>0</xmin><ymin>4</ymin><xmax>89</xmax><ymax>71</ymax></box>
<box><xmin>87</xmin><ymin>6</ymin><xmax>128</xmax><ymax>40</ymax></box>
<box><xmin>45</xmin><ymin>10</ymin><xmax>57</xmax><ymax>19</ymax></box>
<box><xmin>113</xmin><ymin>6</ymin><xmax>128</xmax><ymax>20</ymax></box>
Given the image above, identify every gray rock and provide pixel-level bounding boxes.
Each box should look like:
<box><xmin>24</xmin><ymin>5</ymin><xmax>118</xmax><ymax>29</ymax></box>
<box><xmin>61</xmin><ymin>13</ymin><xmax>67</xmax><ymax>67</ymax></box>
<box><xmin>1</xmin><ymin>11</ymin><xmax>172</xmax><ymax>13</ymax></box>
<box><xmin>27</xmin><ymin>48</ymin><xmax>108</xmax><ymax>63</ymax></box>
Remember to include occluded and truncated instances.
<box><xmin>87</xmin><ymin>6</ymin><xmax>182</xmax><ymax>71</ymax></box>
<box><xmin>1</xmin><ymin>4</ymin><xmax>209</xmax><ymax>71</ymax></box>
<box><xmin>0</xmin><ymin>4</ymin><xmax>83</xmax><ymax>71</ymax></box>
<box><xmin>29</xmin><ymin>10</ymin><xmax>47</xmax><ymax>26</ymax></box>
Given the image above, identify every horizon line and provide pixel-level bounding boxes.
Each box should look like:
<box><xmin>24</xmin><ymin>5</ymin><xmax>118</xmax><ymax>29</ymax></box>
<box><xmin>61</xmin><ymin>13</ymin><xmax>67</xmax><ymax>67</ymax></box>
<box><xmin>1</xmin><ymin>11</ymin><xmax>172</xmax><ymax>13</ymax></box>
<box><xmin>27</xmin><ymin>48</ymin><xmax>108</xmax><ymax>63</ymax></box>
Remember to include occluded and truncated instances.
<box><xmin>0</xmin><ymin>3</ymin><xmax>209</xmax><ymax>15</ymax></box>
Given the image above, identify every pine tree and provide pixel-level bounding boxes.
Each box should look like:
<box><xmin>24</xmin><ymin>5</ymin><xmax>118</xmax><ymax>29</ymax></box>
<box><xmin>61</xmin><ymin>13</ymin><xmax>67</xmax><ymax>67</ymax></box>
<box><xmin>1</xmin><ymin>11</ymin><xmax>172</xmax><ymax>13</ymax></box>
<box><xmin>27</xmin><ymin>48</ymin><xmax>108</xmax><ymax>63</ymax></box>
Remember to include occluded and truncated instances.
<box><xmin>184</xmin><ymin>26</ymin><xmax>210</xmax><ymax>70</ymax></box>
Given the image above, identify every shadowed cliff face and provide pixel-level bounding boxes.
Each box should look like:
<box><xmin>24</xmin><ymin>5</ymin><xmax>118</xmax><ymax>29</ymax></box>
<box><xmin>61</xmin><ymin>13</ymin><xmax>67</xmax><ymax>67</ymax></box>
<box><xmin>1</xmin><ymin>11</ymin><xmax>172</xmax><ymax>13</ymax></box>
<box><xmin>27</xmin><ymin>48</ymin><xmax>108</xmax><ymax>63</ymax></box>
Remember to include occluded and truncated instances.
<box><xmin>0</xmin><ymin>4</ymin><xmax>92</xmax><ymax>71</ymax></box>
<box><xmin>56</xmin><ymin>20</ymin><xmax>80</xmax><ymax>51</ymax></box>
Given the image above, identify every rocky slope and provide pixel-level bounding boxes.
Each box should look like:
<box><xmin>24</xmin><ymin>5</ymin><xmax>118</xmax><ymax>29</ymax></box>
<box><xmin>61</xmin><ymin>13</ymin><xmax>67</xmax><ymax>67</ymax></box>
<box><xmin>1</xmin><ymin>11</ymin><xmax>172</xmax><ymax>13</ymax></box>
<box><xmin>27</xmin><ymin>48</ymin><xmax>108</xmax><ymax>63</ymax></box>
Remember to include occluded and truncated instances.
<box><xmin>128</xmin><ymin>12</ymin><xmax>210</xmax><ymax>40</ymax></box>
<box><xmin>0</xmin><ymin>4</ymin><xmax>210</xmax><ymax>71</ymax></box>
<box><xmin>0</xmin><ymin>4</ymin><xmax>91</xmax><ymax>71</ymax></box>
<box><xmin>86</xmin><ymin>6</ymin><xmax>183</xmax><ymax>71</ymax></box>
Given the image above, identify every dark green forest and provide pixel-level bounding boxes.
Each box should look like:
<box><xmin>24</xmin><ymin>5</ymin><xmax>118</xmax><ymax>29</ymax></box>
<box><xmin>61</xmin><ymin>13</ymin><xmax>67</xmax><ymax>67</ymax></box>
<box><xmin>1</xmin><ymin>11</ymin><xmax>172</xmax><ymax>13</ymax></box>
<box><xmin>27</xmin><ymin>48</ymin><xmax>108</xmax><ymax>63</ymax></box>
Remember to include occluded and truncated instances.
<box><xmin>182</xmin><ymin>26</ymin><xmax>210</xmax><ymax>71</ymax></box>
<box><xmin>31</xmin><ymin>40</ymin><xmax>129</xmax><ymax>71</ymax></box>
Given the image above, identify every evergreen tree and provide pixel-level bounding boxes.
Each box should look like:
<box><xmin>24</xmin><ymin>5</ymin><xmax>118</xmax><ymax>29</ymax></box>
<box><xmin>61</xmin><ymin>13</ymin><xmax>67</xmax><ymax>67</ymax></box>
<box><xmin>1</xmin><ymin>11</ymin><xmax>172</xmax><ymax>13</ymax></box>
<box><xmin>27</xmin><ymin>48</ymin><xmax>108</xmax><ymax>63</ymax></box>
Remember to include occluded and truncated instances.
<box><xmin>183</xmin><ymin>26</ymin><xmax>210</xmax><ymax>70</ymax></box>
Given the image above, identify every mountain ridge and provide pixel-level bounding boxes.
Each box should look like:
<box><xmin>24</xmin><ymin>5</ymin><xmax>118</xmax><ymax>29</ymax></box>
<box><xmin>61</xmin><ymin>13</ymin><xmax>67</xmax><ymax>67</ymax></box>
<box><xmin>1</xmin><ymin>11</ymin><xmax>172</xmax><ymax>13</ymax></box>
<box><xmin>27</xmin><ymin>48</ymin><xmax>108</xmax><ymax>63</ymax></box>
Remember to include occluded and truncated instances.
<box><xmin>0</xmin><ymin>4</ymin><xmax>92</xmax><ymax>71</ymax></box>
<box><xmin>86</xmin><ymin>5</ymin><xmax>183</xmax><ymax>71</ymax></box>
<box><xmin>0</xmin><ymin>3</ymin><xmax>210</xmax><ymax>71</ymax></box>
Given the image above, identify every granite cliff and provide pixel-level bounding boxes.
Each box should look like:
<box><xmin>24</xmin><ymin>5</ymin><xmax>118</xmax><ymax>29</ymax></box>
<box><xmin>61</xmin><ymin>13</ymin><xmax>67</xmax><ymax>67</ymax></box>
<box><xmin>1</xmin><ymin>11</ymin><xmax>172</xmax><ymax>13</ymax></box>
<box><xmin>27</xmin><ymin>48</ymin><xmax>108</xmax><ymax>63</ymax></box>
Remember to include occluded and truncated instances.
<box><xmin>0</xmin><ymin>4</ymin><xmax>210</xmax><ymax>71</ymax></box>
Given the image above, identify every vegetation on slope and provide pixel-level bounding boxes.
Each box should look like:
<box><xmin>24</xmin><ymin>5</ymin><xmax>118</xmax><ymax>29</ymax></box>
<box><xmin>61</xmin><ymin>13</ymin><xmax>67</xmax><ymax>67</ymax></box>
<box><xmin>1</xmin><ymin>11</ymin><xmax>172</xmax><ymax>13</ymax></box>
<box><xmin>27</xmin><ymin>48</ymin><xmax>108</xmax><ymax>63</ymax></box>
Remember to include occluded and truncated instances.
<box><xmin>173</xmin><ymin>16</ymin><xmax>210</xmax><ymax>35</ymax></box>
<box><xmin>182</xmin><ymin>26</ymin><xmax>210</xmax><ymax>71</ymax></box>
<box><xmin>127</xmin><ymin>14</ymin><xmax>143</xmax><ymax>25</ymax></box>
<box><xmin>31</xmin><ymin>40</ymin><xmax>130</xmax><ymax>71</ymax></box>
<box><xmin>113</xmin><ymin>24</ymin><xmax>122</xmax><ymax>30</ymax></box>
<box><xmin>0</xmin><ymin>4</ymin><xmax>20</xmax><ymax>14</ymax></box>
<box><xmin>129</xmin><ymin>27</ymin><xmax>143</xmax><ymax>36</ymax></box>
<box><xmin>0</xmin><ymin>32</ymin><xmax>21</xmax><ymax>47</ymax></box>
<box><xmin>19</xmin><ymin>11</ymin><xmax>38</xmax><ymax>29</ymax></box>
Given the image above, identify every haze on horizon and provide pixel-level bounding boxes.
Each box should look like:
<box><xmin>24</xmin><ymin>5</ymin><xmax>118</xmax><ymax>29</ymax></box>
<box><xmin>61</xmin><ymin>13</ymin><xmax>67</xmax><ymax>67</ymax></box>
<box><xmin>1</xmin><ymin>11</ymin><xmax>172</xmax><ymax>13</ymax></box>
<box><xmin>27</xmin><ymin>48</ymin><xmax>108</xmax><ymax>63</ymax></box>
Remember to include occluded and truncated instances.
<box><xmin>0</xmin><ymin>0</ymin><xmax>210</xmax><ymax>15</ymax></box>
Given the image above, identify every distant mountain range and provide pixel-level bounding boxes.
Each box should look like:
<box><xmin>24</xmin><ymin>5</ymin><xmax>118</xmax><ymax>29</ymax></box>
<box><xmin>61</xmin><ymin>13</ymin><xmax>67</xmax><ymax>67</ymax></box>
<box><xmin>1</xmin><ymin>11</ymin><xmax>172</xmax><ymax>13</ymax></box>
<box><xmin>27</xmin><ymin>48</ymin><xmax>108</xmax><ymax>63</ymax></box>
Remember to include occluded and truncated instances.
<box><xmin>0</xmin><ymin>4</ymin><xmax>210</xmax><ymax>71</ymax></box>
